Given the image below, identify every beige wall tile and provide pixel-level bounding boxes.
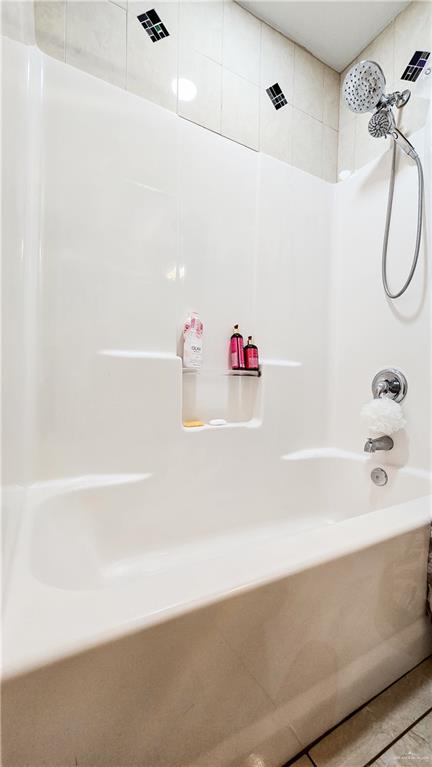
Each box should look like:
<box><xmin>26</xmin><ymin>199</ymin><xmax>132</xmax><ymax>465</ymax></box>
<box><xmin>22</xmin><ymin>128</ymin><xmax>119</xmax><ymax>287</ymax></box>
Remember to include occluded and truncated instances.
<box><xmin>394</xmin><ymin>1</ymin><xmax>432</xmax><ymax>89</ymax></box>
<box><xmin>1</xmin><ymin>0</ymin><xmax>35</xmax><ymax>44</ymax></box>
<box><xmin>34</xmin><ymin>0</ymin><xmax>65</xmax><ymax>61</ymax></box>
<box><xmin>337</xmin><ymin>123</ymin><xmax>356</xmax><ymax>179</ymax></box>
<box><xmin>30</xmin><ymin>0</ymin><xmax>338</xmax><ymax>180</ymax></box>
<box><xmin>310</xmin><ymin>659</ymin><xmax>432</xmax><ymax>767</ymax></box>
<box><xmin>339</xmin><ymin>61</ymin><xmax>358</xmax><ymax>131</ymax></box>
<box><xmin>260</xmin><ymin>94</ymin><xmax>292</xmax><ymax>165</ymax></box>
<box><xmin>361</xmin><ymin>21</ymin><xmax>395</xmax><ymax>90</ymax></box>
<box><xmin>292</xmin><ymin>108</ymin><xmax>323</xmax><ymax>177</ymax></box>
<box><xmin>178</xmin><ymin>48</ymin><xmax>222</xmax><ymax>133</ymax></box>
<box><xmin>260</xmin><ymin>22</ymin><xmax>294</xmax><ymax>101</ymax></box>
<box><xmin>323</xmin><ymin>65</ymin><xmax>340</xmax><ymax>130</ymax></box>
<box><xmin>223</xmin><ymin>0</ymin><xmax>261</xmax><ymax>85</ymax></box>
<box><xmin>127</xmin><ymin>1</ymin><xmax>178</xmax><ymax>111</ymax></box>
<box><xmin>393</xmin><ymin>1</ymin><xmax>432</xmax><ymax>137</ymax></box>
<box><xmin>222</xmin><ymin>69</ymin><xmax>259</xmax><ymax>150</ymax></box>
<box><xmin>179</xmin><ymin>0</ymin><xmax>223</xmax><ymax>63</ymax></box>
<box><xmin>293</xmin><ymin>46</ymin><xmax>325</xmax><ymax>122</ymax></box>
<box><xmin>66</xmin><ymin>1</ymin><xmax>127</xmax><ymax>88</ymax></box>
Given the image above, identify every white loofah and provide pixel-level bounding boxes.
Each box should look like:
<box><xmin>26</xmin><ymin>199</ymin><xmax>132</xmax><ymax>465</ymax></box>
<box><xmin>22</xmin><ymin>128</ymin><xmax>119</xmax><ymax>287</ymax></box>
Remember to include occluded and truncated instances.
<box><xmin>361</xmin><ymin>397</ymin><xmax>406</xmax><ymax>436</ymax></box>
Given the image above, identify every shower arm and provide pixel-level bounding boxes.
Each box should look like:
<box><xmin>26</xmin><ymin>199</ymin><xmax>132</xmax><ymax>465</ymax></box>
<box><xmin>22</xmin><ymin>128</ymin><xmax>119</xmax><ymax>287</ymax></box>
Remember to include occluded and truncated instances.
<box><xmin>378</xmin><ymin>89</ymin><xmax>411</xmax><ymax>110</ymax></box>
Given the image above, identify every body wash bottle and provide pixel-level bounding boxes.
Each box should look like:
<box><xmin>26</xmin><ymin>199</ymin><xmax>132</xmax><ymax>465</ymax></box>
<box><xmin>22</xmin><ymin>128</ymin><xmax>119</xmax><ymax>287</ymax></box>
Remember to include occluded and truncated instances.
<box><xmin>183</xmin><ymin>312</ymin><xmax>204</xmax><ymax>369</ymax></box>
<box><xmin>244</xmin><ymin>336</ymin><xmax>259</xmax><ymax>371</ymax></box>
<box><xmin>230</xmin><ymin>324</ymin><xmax>245</xmax><ymax>370</ymax></box>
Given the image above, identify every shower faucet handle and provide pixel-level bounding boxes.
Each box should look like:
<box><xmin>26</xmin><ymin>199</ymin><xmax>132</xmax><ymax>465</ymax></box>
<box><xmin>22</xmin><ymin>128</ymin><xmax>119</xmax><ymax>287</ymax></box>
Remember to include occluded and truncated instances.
<box><xmin>371</xmin><ymin>368</ymin><xmax>408</xmax><ymax>402</ymax></box>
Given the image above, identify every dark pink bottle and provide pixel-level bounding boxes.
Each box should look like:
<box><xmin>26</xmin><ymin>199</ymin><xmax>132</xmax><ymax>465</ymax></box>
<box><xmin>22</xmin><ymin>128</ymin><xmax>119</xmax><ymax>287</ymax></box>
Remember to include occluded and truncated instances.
<box><xmin>244</xmin><ymin>336</ymin><xmax>259</xmax><ymax>371</ymax></box>
<box><xmin>230</xmin><ymin>324</ymin><xmax>245</xmax><ymax>370</ymax></box>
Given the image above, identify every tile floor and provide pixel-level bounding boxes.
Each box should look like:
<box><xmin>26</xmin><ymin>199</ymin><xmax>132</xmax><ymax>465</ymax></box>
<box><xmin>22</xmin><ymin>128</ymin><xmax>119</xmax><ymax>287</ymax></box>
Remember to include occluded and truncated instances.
<box><xmin>287</xmin><ymin>657</ymin><xmax>432</xmax><ymax>767</ymax></box>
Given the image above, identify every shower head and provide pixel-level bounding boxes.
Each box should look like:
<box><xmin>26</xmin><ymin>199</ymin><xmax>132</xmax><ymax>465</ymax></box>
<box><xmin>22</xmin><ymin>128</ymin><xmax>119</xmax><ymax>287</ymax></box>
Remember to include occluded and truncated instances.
<box><xmin>343</xmin><ymin>60</ymin><xmax>386</xmax><ymax>113</ymax></box>
<box><xmin>368</xmin><ymin>107</ymin><xmax>395</xmax><ymax>138</ymax></box>
<box><xmin>343</xmin><ymin>60</ymin><xmax>418</xmax><ymax>160</ymax></box>
<box><xmin>368</xmin><ymin>106</ymin><xmax>419</xmax><ymax>159</ymax></box>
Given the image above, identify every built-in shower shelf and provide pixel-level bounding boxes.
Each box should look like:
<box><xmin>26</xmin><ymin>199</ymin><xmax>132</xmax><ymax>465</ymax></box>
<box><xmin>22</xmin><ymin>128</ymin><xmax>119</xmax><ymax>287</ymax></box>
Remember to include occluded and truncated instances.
<box><xmin>182</xmin><ymin>368</ymin><xmax>261</xmax><ymax>377</ymax></box>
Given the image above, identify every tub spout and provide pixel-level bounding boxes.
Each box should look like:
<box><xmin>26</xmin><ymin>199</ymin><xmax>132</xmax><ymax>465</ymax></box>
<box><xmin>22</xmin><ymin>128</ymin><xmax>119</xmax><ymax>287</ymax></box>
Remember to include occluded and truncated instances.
<box><xmin>364</xmin><ymin>436</ymin><xmax>394</xmax><ymax>453</ymax></box>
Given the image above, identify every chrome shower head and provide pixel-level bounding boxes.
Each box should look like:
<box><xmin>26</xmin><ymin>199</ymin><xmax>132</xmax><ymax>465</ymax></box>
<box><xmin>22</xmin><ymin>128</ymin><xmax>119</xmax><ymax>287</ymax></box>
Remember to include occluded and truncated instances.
<box><xmin>368</xmin><ymin>107</ymin><xmax>395</xmax><ymax>138</ymax></box>
<box><xmin>367</xmin><ymin>106</ymin><xmax>418</xmax><ymax>159</ymax></box>
<box><xmin>343</xmin><ymin>60</ymin><xmax>386</xmax><ymax>113</ymax></box>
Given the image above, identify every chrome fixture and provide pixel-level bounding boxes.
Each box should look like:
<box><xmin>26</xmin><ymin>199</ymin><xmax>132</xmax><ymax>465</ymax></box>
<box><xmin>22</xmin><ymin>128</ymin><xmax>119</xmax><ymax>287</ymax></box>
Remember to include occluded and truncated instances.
<box><xmin>371</xmin><ymin>467</ymin><xmax>388</xmax><ymax>486</ymax></box>
<box><xmin>343</xmin><ymin>60</ymin><xmax>424</xmax><ymax>299</ymax></box>
<box><xmin>371</xmin><ymin>368</ymin><xmax>408</xmax><ymax>402</ymax></box>
<box><xmin>364</xmin><ymin>435</ymin><xmax>394</xmax><ymax>453</ymax></box>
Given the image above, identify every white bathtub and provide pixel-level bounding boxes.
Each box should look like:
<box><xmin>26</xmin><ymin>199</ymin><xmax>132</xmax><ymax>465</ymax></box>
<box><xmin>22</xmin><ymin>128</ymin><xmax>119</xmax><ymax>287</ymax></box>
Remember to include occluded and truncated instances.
<box><xmin>3</xmin><ymin>448</ymin><xmax>431</xmax><ymax>680</ymax></box>
<box><xmin>3</xmin><ymin>448</ymin><xmax>432</xmax><ymax>767</ymax></box>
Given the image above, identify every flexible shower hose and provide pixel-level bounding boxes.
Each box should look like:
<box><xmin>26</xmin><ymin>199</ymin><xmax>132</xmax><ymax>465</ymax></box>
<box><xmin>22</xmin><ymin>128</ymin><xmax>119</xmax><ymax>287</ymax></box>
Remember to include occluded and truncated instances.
<box><xmin>382</xmin><ymin>141</ymin><xmax>424</xmax><ymax>299</ymax></box>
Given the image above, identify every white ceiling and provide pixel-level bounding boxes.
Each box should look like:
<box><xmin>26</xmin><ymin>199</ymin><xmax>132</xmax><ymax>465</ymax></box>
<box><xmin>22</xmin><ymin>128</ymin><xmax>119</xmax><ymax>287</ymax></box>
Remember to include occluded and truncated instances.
<box><xmin>238</xmin><ymin>1</ymin><xmax>410</xmax><ymax>71</ymax></box>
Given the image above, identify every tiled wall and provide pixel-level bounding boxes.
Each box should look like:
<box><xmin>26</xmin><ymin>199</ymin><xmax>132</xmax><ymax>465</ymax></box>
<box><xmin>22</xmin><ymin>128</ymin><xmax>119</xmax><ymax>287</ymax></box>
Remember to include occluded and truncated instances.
<box><xmin>25</xmin><ymin>0</ymin><xmax>340</xmax><ymax>181</ymax></box>
<box><xmin>338</xmin><ymin>0</ymin><xmax>432</xmax><ymax>177</ymax></box>
<box><xmin>6</xmin><ymin>1</ymin><xmax>429</xmax><ymax>183</ymax></box>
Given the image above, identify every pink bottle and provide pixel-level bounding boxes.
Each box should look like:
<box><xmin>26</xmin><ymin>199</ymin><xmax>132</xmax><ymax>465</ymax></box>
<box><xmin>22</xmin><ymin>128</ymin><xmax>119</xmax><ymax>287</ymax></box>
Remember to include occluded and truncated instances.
<box><xmin>244</xmin><ymin>336</ymin><xmax>259</xmax><ymax>371</ymax></box>
<box><xmin>230</xmin><ymin>324</ymin><xmax>245</xmax><ymax>370</ymax></box>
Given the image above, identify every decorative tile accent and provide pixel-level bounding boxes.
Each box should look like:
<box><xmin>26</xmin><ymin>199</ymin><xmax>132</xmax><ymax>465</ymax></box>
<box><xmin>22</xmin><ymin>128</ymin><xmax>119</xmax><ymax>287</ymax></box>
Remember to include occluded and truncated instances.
<box><xmin>137</xmin><ymin>8</ymin><xmax>169</xmax><ymax>42</ymax></box>
<box><xmin>266</xmin><ymin>83</ymin><xmax>288</xmax><ymax>110</ymax></box>
<box><xmin>260</xmin><ymin>23</ymin><xmax>294</xmax><ymax>98</ymax></box>
<box><xmin>401</xmin><ymin>50</ymin><xmax>430</xmax><ymax>81</ymax></box>
<box><xmin>127</xmin><ymin>1</ymin><xmax>178</xmax><ymax>111</ymax></box>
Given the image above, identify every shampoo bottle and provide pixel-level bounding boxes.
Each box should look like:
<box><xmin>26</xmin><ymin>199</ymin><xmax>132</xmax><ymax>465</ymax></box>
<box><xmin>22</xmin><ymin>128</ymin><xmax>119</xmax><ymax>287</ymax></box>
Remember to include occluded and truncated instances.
<box><xmin>183</xmin><ymin>311</ymin><xmax>204</xmax><ymax>369</ymax></box>
<box><xmin>244</xmin><ymin>336</ymin><xmax>259</xmax><ymax>371</ymax></box>
<box><xmin>230</xmin><ymin>324</ymin><xmax>245</xmax><ymax>370</ymax></box>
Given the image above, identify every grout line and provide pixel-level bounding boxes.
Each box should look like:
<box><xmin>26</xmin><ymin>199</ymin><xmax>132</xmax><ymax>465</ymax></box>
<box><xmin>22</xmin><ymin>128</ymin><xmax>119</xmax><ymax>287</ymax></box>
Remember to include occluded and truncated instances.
<box><xmin>362</xmin><ymin>706</ymin><xmax>432</xmax><ymax>767</ymax></box>
<box><xmin>281</xmin><ymin>656</ymin><xmax>432</xmax><ymax>767</ymax></box>
<box><xmin>175</xmin><ymin>0</ymin><xmax>180</xmax><ymax>116</ymax></box>
<box><xmin>64</xmin><ymin>0</ymin><xmax>68</xmax><ymax>64</ymax></box>
<box><xmin>257</xmin><ymin>19</ymin><xmax>262</xmax><ymax>152</ymax></box>
<box><xmin>123</xmin><ymin>0</ymin><xmax>127</xmax><ymax>91</ymax></box>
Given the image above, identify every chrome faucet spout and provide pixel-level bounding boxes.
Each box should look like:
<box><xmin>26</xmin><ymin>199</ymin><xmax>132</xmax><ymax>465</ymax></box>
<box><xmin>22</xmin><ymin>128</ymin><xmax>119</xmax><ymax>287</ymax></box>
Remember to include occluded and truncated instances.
<box><xmin>364</xmin><ymin>436</ymin><xmax>394</xmax><ymax>453</ymax></box>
